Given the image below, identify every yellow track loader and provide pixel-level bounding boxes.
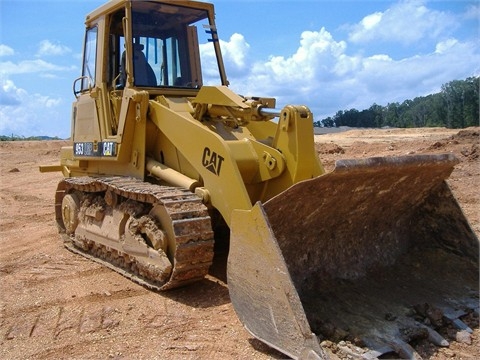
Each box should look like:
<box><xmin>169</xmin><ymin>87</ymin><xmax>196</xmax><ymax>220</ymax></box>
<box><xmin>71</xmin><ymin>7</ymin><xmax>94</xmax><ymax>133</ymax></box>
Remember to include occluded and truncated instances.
<box><xmin>40</xmin><ymin>1</ymin><xmax>478</xmax><ymax>358</ymax></box>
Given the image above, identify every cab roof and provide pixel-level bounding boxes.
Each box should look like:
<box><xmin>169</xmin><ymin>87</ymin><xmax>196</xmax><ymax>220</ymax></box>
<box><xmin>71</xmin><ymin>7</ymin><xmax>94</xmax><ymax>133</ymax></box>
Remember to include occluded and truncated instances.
<box><xmin>85</xmin><ymin>0</ymin><xmax>215</xmax><ymax>25</ymax></box>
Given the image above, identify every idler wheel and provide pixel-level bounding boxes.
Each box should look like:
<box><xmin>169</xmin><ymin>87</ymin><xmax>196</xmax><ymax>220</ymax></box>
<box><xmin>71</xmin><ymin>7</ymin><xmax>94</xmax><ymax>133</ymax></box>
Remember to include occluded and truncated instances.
<box><xmin>62</xmin><ymin>193</ymin><xmax>80</xmax><ymax>234</ymax></box>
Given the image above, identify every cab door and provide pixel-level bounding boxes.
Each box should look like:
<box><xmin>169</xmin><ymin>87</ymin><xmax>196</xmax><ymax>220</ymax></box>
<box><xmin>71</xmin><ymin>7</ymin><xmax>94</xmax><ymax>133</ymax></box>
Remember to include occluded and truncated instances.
<box><xmin>72</xmin><ymin>26</ymin><xmax>102</xmax><ymax>156</ymax></box>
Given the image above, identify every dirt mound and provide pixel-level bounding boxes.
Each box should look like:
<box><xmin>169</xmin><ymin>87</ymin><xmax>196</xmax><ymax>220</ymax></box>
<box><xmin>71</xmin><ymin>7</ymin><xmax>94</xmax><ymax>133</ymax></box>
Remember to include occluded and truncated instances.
<box><xmin>451</xmin><ymin>128</ymin><xmax>479</xmax><ymax>140</ymax></box>
<box><xmin>427</xmin><ymin>129</ymin><xmax>479</xmax><ymax>160</ymax></box>
<box><xmin>315</xmin><ymin>142</ymin><xmax>345</xmax><ymax>154</ymax></box>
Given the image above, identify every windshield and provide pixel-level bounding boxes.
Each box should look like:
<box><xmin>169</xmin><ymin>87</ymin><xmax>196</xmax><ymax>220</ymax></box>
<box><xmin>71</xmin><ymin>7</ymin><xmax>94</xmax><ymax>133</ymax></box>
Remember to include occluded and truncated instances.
<box><xmin>124</xmin><ymin>1</ymin><xmax>221</xmax><ymax>88</ymax></box>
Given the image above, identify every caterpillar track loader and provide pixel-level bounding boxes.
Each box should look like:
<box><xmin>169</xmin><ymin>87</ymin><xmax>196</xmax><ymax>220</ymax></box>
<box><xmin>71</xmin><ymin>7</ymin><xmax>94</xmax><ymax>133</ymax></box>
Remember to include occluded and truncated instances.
<box><xmin>40</xmin><ymin>1</ymin><xmax>479</xmax><ymax>358</ymax></box>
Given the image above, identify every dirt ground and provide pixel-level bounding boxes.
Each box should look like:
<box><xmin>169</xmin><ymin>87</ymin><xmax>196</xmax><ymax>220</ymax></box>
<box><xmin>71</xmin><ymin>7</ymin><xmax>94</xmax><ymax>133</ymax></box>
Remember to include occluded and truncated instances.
<box><xmin>1</xmin><ymin>127</ymin><xmax>478</xmax><ymax>359</ymax></box>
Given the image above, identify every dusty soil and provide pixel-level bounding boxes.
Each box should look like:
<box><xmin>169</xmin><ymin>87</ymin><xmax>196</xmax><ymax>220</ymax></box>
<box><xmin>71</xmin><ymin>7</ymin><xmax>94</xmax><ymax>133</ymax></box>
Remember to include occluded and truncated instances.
<box><xmin>1</xmin><ymin>127</ymin><xmax>478</xmax><ymax>359</ymax></box>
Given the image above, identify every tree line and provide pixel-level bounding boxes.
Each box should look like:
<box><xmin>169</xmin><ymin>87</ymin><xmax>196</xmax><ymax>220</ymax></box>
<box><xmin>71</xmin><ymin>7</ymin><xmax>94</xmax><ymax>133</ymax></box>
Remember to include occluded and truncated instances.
<box><xmin>0</xmin><ymin>135</ymin><xmax>61</xmax><ymax>141</ymax></box>
<box><xmin>316</xmin><ymin>77</ymin><xmax>479</xmax><ymax>129</ymax></box>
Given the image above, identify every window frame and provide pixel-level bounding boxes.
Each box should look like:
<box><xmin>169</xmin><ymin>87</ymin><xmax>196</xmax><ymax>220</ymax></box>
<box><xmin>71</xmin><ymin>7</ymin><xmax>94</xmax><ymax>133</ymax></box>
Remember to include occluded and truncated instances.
<box><xmin>81</xmin><ymin>26</ymin><xmax>98</xmax><ymax>91</ymax></box>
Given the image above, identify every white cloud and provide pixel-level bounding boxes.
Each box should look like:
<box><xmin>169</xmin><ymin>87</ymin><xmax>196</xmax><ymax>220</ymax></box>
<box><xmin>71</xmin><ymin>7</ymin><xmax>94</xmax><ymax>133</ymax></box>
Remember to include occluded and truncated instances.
<box><xmin>0</xmin><ymin>59</ymin><xmax>75</xmax><ymax>76</ymax></box>
<box><xmin>0</xmin><ymin>78</ymin><xmax>25</xmax><ymax>106</ymax></box>
<box><xmin>207</xmin><ymin>2</ymin><xmax>478</xmax><ymax>122</ymax></box>
<box><xmin>332</xmin><ymin>39</ymin><xmax>480</xmax><ymax>113</ymax></box>
<box><xmin>0</xmin><ymin>44</ymin><xmax>14</xmax><ymax>57</ymax></box>
<box><xmin>348</xmin><ymin>0</ymin><xmax>457</xmax><ymax>44</ymax></box>
<box><xmin>464</xmin><ymin>3</ymin><xmax>480</xmax><ymax>20</ymax></box>
<box><xmin>237</xmin><ymin>27</ymin><xmax>346</xmax><ymax>100</ymax></box>
<box><xmin>220</xmin><ymin>23</ymin><xmax>479</xmax><ymax>121</ymax></box>
<box><xmin>435</xmin><ymin>38</ymin><xmax>458</xmax><ymax>54</ymax></box>
<box><xmin>361</xmin><ymin>12</ymin><xmax>383</xmax><ymax>30</ymax></box>
<box><xmin>221</xmin><ymin>33</ymin><xmax>250</xmax><ymax>72</ymax></box>
<box><xmin>200</xmin><ymin>33</ymin><xmax>251</xmax><ymax>82</ymax></box>
<box><xmin>36</xmin><ymin>40</ymin><xmax>72</xmax><ymax>57</ymax></box>
<box><xmin>0</xmin><ymin>78</ymin><xmax>66</xmax><ymax>137</ymax></box>
<box><xmin>332</xmin><ymin>54</ymin><xmax>361</xmax><ymax>77</ymax></box>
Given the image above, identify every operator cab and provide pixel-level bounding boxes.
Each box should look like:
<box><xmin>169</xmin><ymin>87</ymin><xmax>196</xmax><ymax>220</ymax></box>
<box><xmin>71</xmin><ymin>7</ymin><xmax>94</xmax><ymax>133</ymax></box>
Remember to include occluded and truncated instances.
<box><xmin>113</xmin><ymin>2</ymin><xmax>221</xmax><ymax>89</ymax></box>
<box><xmin>78</xmin><ymin>1</ymin><xmax>226</xmax><ymax>95</ymax></box>
<box><xmin>72</xmin><ymin>1</ymin><xmax>228</xmax><ymax>147</ymax></box>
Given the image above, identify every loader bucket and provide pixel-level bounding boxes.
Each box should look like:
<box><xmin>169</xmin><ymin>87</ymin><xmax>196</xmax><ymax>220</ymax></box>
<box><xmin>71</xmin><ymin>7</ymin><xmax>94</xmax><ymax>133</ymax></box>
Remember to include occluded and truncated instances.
<box><xmin>228</xmin><ymin>154</ymin><xmax>479</xmax><ymax>359</ymax></box>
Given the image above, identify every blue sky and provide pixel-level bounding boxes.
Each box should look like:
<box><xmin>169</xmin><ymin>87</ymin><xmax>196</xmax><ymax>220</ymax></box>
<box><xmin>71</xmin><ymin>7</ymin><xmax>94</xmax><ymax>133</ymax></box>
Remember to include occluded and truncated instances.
<box><xmin>0</xmin><ymin>0</ymin><xmax>479</xmax><ymax>138</ymax></box>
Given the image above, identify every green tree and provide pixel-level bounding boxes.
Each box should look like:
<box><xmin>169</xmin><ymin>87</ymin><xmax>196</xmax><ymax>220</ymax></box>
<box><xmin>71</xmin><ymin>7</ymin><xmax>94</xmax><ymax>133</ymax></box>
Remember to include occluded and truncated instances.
<box><xmin>320</xmin><ymin>117</ymin><xmax>335</xmax><ymax>127</ymax></box>
<box><xmin>441</xmin><ymin>77</ymin><xmax>479</xmax><ymax>128</ymax></box>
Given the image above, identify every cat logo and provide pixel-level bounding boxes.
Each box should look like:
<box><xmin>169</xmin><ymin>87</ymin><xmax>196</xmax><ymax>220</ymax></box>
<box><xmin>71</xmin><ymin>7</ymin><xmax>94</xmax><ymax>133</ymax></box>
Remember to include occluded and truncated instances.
<box><xmin>202</xmin><ymin>147</ymin><xmax>224</xmax><ymax>176</ymax></box>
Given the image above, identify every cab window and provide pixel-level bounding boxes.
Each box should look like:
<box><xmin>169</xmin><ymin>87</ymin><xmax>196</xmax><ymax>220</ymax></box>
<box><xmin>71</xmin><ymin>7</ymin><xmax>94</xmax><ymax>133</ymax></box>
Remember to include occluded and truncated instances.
<box><xmin>127</xmin><ymin>2</ymin><xmax>220</xmax><ymax>88</ymax></box>
<box><xmin>82</xmin><ymin>27</ymin><xmax>98</xmax><ymax>91</ymax></box>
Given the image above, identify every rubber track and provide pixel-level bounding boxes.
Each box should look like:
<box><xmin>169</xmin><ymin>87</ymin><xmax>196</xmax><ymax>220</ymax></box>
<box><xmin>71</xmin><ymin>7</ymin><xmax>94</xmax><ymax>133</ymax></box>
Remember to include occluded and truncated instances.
<box><xmin>56</xmin><ymin>176</ymin><xmax>215</xmax><ymax>291</ymax></box>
